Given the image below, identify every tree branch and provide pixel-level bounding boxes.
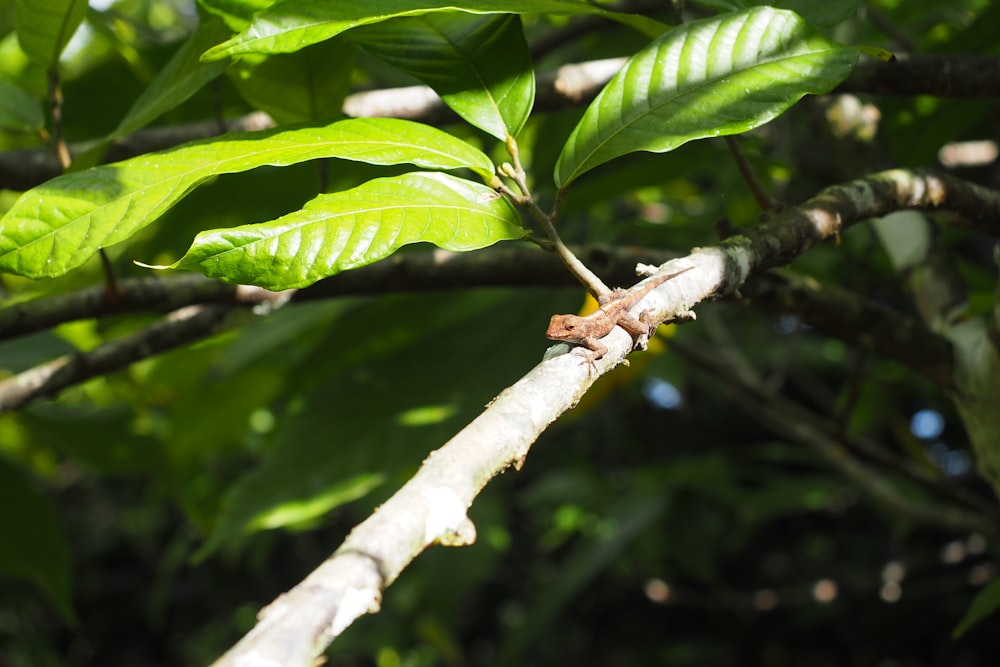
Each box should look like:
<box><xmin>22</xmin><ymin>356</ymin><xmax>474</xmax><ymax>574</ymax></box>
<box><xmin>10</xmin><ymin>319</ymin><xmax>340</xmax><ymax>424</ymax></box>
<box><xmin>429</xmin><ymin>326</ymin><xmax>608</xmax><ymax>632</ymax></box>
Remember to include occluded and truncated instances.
<box><xmin>4</xmin><ymin>55</ymin><xmax>999</xmax><ymax>191</ymax></box>
<box><xmin>0</xmin><ymin>304</ymin><xmax>238</xmax><ymax>412</ymax></box>
<box><xmin>672</xmin><ymin>339</ymin><xmax>1000</xmax><ymax>536</ymax></box>
<box><xmin>741</xmin><ymin>271</ymin><xmax>954</xmax><ymax>388</ymax></box>
<box><xmin>0</xmin><ymin>274</ymin><xmax>238</xmax><ymax>341</ymax></box>
<box><xmin>208</xmin><ymin>276</ymin><xmax>659</xmax><ymax>666</ymax></box>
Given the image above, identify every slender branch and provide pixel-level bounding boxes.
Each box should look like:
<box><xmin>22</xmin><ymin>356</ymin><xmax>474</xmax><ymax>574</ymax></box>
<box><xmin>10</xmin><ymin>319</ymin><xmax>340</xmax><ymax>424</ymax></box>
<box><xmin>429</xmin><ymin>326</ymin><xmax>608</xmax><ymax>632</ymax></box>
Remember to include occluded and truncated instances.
<box><xmin>0</xmin><ymin>274</ymin><xmax>239</xmax><ymax>341</ymax></box>
<box><xmin>0</xmin><ymin>304</ymin><xmax>241</xmax><ymax>413</ymax></box>
<box><xmin>209</xmin><ymin>292</ymin><xmax>642</xmax><ymax>667</ymax></box>
<box><xmin>673</xmin><ymin>339</ymin><xmax>1000</xmax><ymax>536</ymax></box>
<box><xmin>837</xmin><ymin>54</ymin><xmax>1000</xmax><ymax>97</ymax></box>
<box><xmin>46</xmin><ymin>68</ymin><xmax>71</xmax><ymax>170</ymax></box>
<box><xmin>501</xmin><ymin>136</ymin><xmax>611</xmax><ymax>298</ymax></box>
<box><xmin>741</xmin><ymin>271</ymin><xmax>954</xmax><ymax>388</ymax></box>
<box><xmin>724</xmin><ymin>135</ymin><xmax>777</xmax><ymax>212</ymax></box>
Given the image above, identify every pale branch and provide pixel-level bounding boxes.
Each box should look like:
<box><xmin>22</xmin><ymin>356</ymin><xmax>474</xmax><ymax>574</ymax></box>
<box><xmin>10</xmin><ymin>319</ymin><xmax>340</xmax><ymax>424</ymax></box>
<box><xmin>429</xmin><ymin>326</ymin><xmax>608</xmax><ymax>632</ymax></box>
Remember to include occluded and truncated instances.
<box><xmin>4</xmin><ymin>55</ymin><xmax>1000</xmax><ymax>190</ymax></box>
<box><xmin>209</xmin><ymin>289</ymin><xmax>637</xmax><ymax>666</ymax></box>
<box><xmin>672</xmin><ymin>339</ymin><xmax>1000</xmax><ymax>536</ymax></box>
<box><xmin>211</xmin><ymin>205</ymin><xmax>993</xmax><ymax>663</ymax></box>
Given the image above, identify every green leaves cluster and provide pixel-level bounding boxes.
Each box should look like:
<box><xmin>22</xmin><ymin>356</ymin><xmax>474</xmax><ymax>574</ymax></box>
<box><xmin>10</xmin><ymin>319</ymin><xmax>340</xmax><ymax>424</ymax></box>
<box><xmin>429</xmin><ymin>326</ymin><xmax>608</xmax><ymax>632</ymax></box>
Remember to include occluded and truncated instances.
<box><xmin>1</xmin><ymin>3</ymin><xmax>857</xmax><ymax>292</ymax></box>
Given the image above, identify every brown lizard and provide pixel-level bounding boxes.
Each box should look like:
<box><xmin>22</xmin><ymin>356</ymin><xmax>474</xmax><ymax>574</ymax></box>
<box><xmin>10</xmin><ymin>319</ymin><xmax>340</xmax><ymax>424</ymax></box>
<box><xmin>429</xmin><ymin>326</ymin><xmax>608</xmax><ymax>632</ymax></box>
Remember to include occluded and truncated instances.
<box><xmin>546</xmin><ymin>265</ymin><xmax>694</xmax><ymax>361</ymax></box>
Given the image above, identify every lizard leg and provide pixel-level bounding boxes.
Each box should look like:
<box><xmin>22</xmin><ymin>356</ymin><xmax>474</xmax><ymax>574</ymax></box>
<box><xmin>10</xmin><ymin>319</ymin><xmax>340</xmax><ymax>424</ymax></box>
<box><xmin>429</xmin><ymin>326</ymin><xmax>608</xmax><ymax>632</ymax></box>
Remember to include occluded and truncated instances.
<box><xmin>619</xmin><ymin>310</ymin><xmax>658</xmax><ymax>351</ymax></box>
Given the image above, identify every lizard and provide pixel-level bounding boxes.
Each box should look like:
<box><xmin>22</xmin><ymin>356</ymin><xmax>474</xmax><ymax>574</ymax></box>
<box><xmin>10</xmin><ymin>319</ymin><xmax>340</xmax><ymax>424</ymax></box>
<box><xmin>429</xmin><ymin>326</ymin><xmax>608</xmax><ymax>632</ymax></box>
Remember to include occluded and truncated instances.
<box><xmin>545</xmin><ymin>265</ymin><xmax>694</xmax><ymax>362</ymax></box>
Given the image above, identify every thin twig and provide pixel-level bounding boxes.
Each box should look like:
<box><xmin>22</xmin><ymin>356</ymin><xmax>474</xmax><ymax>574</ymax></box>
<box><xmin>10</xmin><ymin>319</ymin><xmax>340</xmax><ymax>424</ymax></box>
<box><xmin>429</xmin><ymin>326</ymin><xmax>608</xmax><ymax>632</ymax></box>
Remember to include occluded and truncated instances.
<box><xmin>501</xmin><ymin>136</ymin><xmax>611</xmax><ymax>298</ymax></box>
<box><xmin>724</xmin><ymin>135</ymin><xmax>777</xmax><ymax>212</ymax></box>
<box><xmin>673</xmin><ymin>339</ymin><xmax>999</xmax><ymax>536</ymax></box>
<box><xmin>47</xmin><ymin>68</ymin><xmax>71</xmax><ymax>170</ymax></box>
<box><xmin>0</xmin><ymin>304</ymin><xmax>239</xmax><ymax>412</ymax></box>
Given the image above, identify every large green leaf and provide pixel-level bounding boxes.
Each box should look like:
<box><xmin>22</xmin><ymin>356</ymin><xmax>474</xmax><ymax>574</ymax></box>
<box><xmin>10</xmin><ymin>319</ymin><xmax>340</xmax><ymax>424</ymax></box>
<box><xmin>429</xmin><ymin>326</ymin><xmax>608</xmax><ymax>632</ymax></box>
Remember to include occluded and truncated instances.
<box><xmin>0</xmin><ymin>78</ymin><xmax>43</xmax><ymax>132</ymax></box>
<box><xmin>231</xmin><ymin>37</ymin><xmax>356</xmax><ymax>124</ymax></box>
<box><xmin>165</xmin><ymin>172</ymin><xmax>525</xmax><ymax>290</ymax></box>
<box><xmin>107</xmin><ymin>16</ymin><xmax>232</xmax><ymax>141</ymax></box>
<box><xmin>554</xmin><ymin>7</ymin><xmax>859</xmax><ymax>188</ymax></box>
<box><xmin>0</xmin><ymin>456</ymin><xmax>74</xmax><ymax>622</ymax></box>
<box><xmin>0</xmin><ymin>118</ymin><xmax>496</xmax><ymax>279</ymax></box>
<box><xmin>200</xmin><ymin>0</ymin><xmax>667</xmax><ymax>61</ymax></box>
<box><xmin>14</xmin><ymin>0</ymin><xmax>87</xmax><ymax>66</ymax></box>
<box><xmin>355</xmin><ymin>12</ymin><xmax>534</xmax><ymax>140</ymax></box>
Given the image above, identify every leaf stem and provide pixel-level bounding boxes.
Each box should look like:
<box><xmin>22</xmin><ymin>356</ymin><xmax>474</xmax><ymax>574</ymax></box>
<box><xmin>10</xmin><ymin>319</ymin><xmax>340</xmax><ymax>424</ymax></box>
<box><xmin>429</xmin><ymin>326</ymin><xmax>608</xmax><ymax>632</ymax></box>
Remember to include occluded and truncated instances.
<box><xmin>502</xmin><ymin>136</ymin><xmax>610</xmax><ymax>297</ymax></box>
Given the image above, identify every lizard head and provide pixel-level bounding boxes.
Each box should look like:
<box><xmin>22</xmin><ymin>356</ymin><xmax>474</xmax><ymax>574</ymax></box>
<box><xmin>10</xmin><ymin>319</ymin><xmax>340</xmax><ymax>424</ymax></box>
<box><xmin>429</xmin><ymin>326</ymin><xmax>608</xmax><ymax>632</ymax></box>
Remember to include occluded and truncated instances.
<box><xmin>546</xmin><ymin>314</ymin><xmax>586</xmax><ymax>342</ymax></box>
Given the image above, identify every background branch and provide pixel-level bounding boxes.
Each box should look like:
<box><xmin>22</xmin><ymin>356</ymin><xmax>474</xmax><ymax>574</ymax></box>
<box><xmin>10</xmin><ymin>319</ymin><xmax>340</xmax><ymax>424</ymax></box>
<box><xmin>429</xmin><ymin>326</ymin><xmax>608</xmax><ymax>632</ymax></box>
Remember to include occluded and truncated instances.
<box><xmin>0</xmin><ymin>304</ymin><xmax>239</xmax><ymax>412</ymax></box>
<box><xmin>4</xmin><ymin>55</ymin><xmax>999</xmax><ymax>191</ymax></box>
<box><xmin>673</xmin><ymin>339</ymin><xmax>999</xmax><ymax>536</ymax></box>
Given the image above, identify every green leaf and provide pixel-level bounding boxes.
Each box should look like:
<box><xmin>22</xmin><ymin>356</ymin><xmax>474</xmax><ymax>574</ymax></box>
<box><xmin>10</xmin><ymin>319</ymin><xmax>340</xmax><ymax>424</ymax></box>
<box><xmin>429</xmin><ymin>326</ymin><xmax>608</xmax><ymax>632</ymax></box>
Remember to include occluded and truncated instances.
<box><xmin>108</xmin><ymin>16</ymin><xmax>232</xmax><ymax>140</ymax></box>
<box><xmin>167</xmin><ymin>172</ymin><xmax>525</xmax><ymax>290</ymax></box>
<box><xmin>0</xmin><ymin>456</ymin><xmax>74</xmax><ymax>622</ymax></box>
<box><xmin>201</xmin><ymin>0</ymin><xmax>668</xmax><ymax>61</ymax></box>
<box><xmin>0</xmin><ymin>118</ymin><xmax>496</xmax><ymax>279</ymax></box>
<box><xmin>953</xmin><ymin>577</ymin><xmax>1000</xmax><ymax>638</ymax></box>
<box><xmin>554</xmin><ymin>7</ymin><xmax>859</xmax><ymax>188</ymax></box>
<box><xmin>0</xmin><ymin>78</ymin><xmax>43</xmax><ymax>132</ymax></box>
<box><xmin>355</xmin><ymin>12</ymin><xmax>534</xmax><ymax>139</ymax></box>
<box><xmin>14</xmin><ymin>0</ymin><xmax>88</xmax><ymax>66</ymax></box>
<box><xmin>231</xmin><ymin>37</ymin><xmax>355</xmax><ymax>124</ymax></box>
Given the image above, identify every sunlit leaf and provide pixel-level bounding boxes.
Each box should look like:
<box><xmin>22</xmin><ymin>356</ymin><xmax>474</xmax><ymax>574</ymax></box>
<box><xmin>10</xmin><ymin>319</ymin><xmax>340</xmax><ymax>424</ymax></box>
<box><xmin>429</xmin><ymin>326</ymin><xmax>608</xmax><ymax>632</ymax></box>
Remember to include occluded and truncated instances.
<box><xmin>201</xmin><ymin>0</ymin><xmax>667</xmax><ymax>61</ymax></box>
<box><xmin>554</xmin><ymin>7</ymin><xmax>859</xmax><ymax>188</ymax></box>
<box><xmin>166</xmin><ymin>172</ymin><xmax>525</xmax><ymax>290</ymax></box>
<box><xmin>108</xmin><ymin>16</ymin><xmax>232</xmax><ymax>140</ymax></box>
<box><xmin>0</xmin><ymin>78</ymin><xmax>43</xmax><ymax>132</ymax></box>
<box><xmin>14</xmin><ymin>0</ymin><xmax>87</xmax><ymax>66</ymax></box>
<box><xmin>0</xmin><ymin>456</ymin><xmax>74</xmax><ymax>622</ymax></box>
<box><xmin>355</xmin><ymin>12</ymin><xmax>534</xmax><ymax>139</ymax></box>
<box><xmin>0</xmin><ymin>118</ymin><xmax>496</xmax><ymax>279</ymax></box>
<box><xmin>231</xmin><ymin>37</ymin><xmax>355</xmax><ymax>123</ymax></box>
